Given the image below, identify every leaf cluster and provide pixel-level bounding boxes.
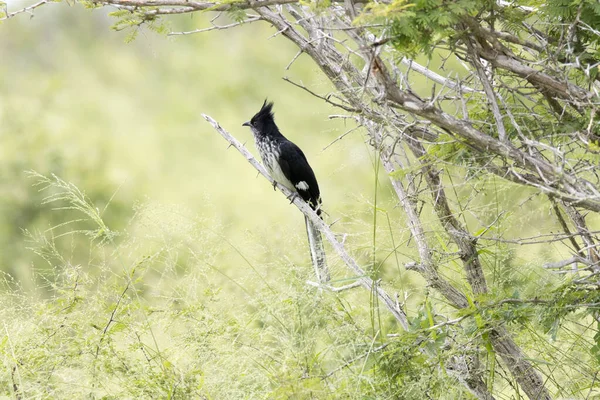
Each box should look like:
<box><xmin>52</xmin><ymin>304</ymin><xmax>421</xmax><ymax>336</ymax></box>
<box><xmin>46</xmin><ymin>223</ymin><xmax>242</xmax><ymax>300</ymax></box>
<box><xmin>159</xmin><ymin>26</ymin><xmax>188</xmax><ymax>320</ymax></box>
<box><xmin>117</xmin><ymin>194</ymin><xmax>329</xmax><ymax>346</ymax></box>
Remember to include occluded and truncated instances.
<box><xmin>543</xmin><ymin>0</ymin><xmax>600</xmax><ymax>62</ymax></box>
<box><xmin>357</xmin><ymin>0</ymin><xmax>480</xmax><ymax>56</ymax></box>
<box><xmin>107</xmin><ymin>9</ymin><xmax>169</xmax><ymax>42</ymax></box>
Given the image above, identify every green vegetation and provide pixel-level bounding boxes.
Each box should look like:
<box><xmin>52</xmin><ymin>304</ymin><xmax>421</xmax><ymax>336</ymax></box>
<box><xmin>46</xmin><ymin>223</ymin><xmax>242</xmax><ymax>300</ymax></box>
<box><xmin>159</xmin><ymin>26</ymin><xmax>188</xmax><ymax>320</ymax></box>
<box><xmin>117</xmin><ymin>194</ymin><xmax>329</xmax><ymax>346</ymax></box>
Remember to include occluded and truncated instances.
<box><xmin>0</xmin><ymin>9</ymin><xmax>422</xmax><ymax>397</ymax></box>
<box><xmin>1</xmin><ymin>0</ymin><xmax>600</xmax><ymax>398</ymax></box>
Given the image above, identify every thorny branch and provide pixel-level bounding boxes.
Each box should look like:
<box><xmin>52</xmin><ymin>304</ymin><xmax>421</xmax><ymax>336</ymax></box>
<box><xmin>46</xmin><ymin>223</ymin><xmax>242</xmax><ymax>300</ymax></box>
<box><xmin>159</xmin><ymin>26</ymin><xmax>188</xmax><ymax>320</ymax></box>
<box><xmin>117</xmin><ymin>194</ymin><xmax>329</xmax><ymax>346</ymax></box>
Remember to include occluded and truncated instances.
<box><xmin>0</xmin><ymin>0</ymin><xmax>51</xmax><ymax>20</ymax></box>
<box><xmin>204</xmin><ymin>114</ymin><xmax>495</xmax><ymax>399</ymax></box>
<box><xmin>202</xmin><ymin>114</ymin><xmax>409</xmax><ymax>329</ymax></box>
<box><xmin>248</xmin><ymin>4</ymin><xmax>594</xmax><ymax>399</ymax></box>
<box><xmin>407</xmin><ymin>140</ymin><xmax>550</xmax><ymax>400</ymax></box>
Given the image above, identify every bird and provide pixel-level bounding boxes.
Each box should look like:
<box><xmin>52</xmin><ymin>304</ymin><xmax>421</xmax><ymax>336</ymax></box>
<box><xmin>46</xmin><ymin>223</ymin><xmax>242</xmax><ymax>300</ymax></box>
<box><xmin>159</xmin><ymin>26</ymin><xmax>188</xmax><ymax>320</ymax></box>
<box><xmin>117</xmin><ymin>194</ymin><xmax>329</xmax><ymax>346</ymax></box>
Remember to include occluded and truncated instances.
<box><xmin>243</xmin><ymin>100</ymin><xmax>329</xmax><ymax>282</ymax></box>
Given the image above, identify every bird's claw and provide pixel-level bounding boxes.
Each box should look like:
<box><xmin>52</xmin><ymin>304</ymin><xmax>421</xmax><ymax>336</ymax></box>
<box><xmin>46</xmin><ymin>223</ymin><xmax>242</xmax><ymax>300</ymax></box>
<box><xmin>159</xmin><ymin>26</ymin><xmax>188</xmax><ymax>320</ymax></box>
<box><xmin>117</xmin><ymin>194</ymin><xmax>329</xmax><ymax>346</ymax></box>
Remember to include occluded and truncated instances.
<box><xmin>287</xmin><ymin>193</ymin><xmax>299</xmax><ymax>204</ymax></box>
<box><xmin>272</xmin><ymin>181</ymin><xmax>277</xmax><ymax>191</ymax></box>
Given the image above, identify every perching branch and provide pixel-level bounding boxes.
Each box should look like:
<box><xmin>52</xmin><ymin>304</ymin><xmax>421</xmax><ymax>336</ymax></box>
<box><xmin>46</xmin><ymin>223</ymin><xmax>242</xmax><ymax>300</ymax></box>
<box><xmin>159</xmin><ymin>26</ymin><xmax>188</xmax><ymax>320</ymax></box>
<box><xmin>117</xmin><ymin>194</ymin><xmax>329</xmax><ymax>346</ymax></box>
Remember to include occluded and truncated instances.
<box><xmin>202</xmin><ymin>113</ymin><xmax>409</xmax><ymax>329</ymax></box>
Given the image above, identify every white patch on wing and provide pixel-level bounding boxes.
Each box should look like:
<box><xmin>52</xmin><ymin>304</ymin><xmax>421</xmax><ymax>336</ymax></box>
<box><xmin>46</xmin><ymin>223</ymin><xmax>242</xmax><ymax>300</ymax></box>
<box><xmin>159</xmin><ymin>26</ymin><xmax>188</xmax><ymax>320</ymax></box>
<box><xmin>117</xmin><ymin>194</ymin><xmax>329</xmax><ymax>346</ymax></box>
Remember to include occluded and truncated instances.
<box><xmin>295</xmin><ymin>181</ymin><xmax>309</xmax><ymax>191</ymax></box>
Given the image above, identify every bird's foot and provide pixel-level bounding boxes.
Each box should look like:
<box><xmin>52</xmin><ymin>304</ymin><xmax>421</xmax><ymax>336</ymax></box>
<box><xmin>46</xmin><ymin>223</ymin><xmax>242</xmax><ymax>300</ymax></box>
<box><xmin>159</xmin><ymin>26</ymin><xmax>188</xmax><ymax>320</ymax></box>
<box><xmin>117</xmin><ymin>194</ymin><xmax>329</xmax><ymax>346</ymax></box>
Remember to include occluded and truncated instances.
<box><xmin>272</xmin><ymin>181</ymin><xmax>277</xmax><ymax>191</ymax></box>
<box><xmin>287</xmin><ymin>192</ymin><xmax>299</xmax><ymax>204</ymax></box>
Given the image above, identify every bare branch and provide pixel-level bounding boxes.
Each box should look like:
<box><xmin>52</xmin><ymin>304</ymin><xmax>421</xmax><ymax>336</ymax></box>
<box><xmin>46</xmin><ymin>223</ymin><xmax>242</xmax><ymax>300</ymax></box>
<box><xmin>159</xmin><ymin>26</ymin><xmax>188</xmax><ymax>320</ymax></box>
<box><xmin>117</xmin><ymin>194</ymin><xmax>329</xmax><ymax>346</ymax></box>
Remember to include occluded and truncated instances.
<box><xmin>306</xmin><ymin>279</ymin><xmax>362</xmax><ymax>292</ymax></box>
<box><xmin>282</xmin><ymin>77</ymin><xmax>360</xmax><ymax>113</ymax></box>
<box><xmin>202</xmin><ymin>114</ymin><xmax>409</xmax><ymax>329</ymax></box>
<box><xmin>93</xmin><ymin>0</ymin><xmax>300</xmax><ymax>12</ymax></box>
<box><xmin>91</xmin><ymin>0</ymin><xmax>368</xmax><ymax>13</ymax></box>
<box><xmin>0</xmin><ymin>0</ymin><xmax>51</xmax><ymax>20</ymax></box>
<box><xmin>465</xmin><ymin>38</ymin><xmax>507</xmax><ymax>141</ymax></box>
<box><xmin>168</xmin><ymin>16</ymin><xmax>261</xmax><ymax>35</ymax></box>
<box><xmin>400</xmin><ymin>57</ymin><xmax>480</xmax><ymax>94</ymax></box>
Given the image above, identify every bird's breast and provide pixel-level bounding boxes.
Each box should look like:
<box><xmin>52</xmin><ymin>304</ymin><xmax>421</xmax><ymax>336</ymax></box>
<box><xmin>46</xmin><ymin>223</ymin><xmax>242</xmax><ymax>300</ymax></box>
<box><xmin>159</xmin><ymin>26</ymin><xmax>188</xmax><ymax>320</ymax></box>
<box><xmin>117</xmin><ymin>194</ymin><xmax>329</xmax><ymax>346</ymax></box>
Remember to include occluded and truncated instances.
<box><xmin>255</xmin><ymin>138</ymin><xmax>295</xmax><ymax>192</ymax></box>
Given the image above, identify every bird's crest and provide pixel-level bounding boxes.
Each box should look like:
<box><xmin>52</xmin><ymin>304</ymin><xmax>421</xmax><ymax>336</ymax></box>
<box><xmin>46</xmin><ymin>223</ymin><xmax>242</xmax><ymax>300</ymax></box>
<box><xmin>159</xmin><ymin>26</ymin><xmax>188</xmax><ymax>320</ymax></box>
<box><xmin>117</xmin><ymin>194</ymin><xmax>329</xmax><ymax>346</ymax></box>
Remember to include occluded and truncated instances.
<box><xmin>251</xmin><ymin>99</ymin><xmax>275</xmax><ymax>124</ymax></box>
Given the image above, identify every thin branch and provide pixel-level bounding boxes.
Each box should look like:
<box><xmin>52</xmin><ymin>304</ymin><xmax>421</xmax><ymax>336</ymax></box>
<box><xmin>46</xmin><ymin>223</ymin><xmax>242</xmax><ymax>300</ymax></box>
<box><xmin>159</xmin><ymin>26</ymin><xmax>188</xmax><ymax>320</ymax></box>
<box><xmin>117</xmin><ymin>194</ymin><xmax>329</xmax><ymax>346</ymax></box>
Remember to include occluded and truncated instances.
<box><xmin>93</xmin><ymin>0</ymin><xmax>300</xmax><ymax>12</ymax></box>
<box><xmin>400</xmin><ymin>58</ymin><xmax>480</xmax><ymax>94</ymax></box>
<box><xmin>168</xmin><ymin>16</ymin><xmax>261</xmax><ymax>35</ymax></box>
<box><xmin>322</xmin><ymin>125</ymin><xmax>362</xmax><ymax>151</ymax></box>
<box><xmin>285</xmin><ymin>49</ymin><xmax>303</xmax><ymax>70</ymax></box>
<box><xmin>282</xmin><ymin>77</ymin><xmax>360</xmax><ymax>113</ymax></box>
<box><xmin>551</xmin><ymin>198</ymin><xmax>583</xmax><ymax>254</ymax></box>
<box><xmin>92</xmin><ymin>0</ymin><xmax>368</xmax><ymax>13</ymax></box>
<box><xmin>306</xmin><ymin>280</ymin><xmax>362</xmax><ymax>292</ymax></box>
<box><xmin>321</xmin><ymin>343</ymin><xmax>389</xmax><ymax>380</ymax></box>
<box><xmin>479</xmin><ymin>26</ymin><xmax>545</xmax><ymax>53</ymax></box>
<box><xmin>0</xmin><ymin>0</ymin><xmax>50</xmax><ymax>20</ymax></box>
<box><xmin>561</xmin><ymin>202</ymin><xmax>600</xmax><ymax>269</ymax></box>
<box><xmin>202</xmin><ymin>114</ymin><xmax>408</xmax><ymax>329</ymax></box>
<box><xmin>466</xmin><ymin>38</ymin><xmax>507</xmax><ymax>141</ymax></box>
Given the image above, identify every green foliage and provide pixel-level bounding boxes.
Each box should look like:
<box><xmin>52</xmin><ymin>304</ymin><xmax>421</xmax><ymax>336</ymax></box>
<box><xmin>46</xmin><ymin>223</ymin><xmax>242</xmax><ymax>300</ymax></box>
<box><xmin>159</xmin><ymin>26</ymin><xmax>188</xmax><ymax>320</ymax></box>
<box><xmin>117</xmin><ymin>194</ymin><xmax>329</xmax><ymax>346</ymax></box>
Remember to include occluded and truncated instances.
<box><xmin>540</xmin><ymin>283</ymin><xmax>600</xmax><ymax>337</ymax></box>
<box><xmin>427</xmin><ymin>133</ymin><xmax>471</xmax><ymax>163</ymax></box>
<box><xmin>0</xmin><ymin>173</ymin><xmax>475</xmax><ymax>399</ymax></box>
<box><xmin>357</xmin><ymin>0</ymin><xmax>480</xmax><ymax>56</ymax></box>
<box><xmin>27</xmin><ymin>171</ymin><xmax>118</xmax><ymax>244</ymax></box>
<box><xmin>0</xmin><ymin>174</ymin><xmax>330</xmax><ymax>397</ymax></box>
<box><xmin>543</xmin><ymin>0</ymin><xmax>600</xmax><ymax>61</ymax></box>
<box><xmin>5</xmin><ymin>169</ymin><xmax>567</xmax><ymax>398</ymax></box>
<box><xmin>227</xmin><ymin>7</ymin><xmax>248</xmax><ymax>23</ymax></box>
<box><xmin>107</xmin><ymin>9</ymin><xmax>169</xmax><ymax>40</ymax></box>
<box><xmin>376</xmin><ymin>339</ymin><xmax>446</xmax><ymax>399</ymax></box>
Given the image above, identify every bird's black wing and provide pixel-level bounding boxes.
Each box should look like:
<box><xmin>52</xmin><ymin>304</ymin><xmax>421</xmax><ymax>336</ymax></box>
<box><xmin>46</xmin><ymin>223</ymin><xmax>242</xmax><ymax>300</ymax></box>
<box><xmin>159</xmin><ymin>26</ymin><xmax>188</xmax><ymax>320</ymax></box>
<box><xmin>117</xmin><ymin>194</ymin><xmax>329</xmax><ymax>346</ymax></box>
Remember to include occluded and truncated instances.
<box><xmin>277</xmin><ymin>140</ymin><xmax>321</xmax><ymax>211</ymax></box>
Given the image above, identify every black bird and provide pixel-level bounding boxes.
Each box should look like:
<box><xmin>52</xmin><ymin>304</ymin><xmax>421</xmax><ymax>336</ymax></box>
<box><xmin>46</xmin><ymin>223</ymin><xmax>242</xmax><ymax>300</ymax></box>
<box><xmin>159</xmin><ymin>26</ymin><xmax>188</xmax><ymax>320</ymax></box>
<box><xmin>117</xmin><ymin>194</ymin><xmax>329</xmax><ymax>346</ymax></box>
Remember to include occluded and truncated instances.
<box><xmin>243</xmin><ymin>100</ymin><xmax>322</xmax><ymax>214</ymax></box>
<box><xmin>243</xmin><ymin>100</ymin><xmax>329</xmax><ymax>281</ymax></box>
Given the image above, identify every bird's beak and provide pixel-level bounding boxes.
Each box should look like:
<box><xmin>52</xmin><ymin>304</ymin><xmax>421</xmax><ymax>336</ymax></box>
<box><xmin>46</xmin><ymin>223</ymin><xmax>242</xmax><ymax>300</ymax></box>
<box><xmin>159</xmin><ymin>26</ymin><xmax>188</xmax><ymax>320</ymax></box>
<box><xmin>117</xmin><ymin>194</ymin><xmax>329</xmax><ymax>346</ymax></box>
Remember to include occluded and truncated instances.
<box><xmin>242</xmin><ymin>121</ymin><xmax>251</xmax><ymax>127</ymax></box>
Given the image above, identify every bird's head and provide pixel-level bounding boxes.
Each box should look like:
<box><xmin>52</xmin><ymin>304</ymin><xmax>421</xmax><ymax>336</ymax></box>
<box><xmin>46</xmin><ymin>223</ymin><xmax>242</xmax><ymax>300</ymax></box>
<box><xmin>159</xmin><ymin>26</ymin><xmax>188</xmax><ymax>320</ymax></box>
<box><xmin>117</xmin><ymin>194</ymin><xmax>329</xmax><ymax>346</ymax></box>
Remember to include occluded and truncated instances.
<box><xmin>242</xmin><ymin>100</ymin><xmax>277</xmax><ymax>136</ymax></box>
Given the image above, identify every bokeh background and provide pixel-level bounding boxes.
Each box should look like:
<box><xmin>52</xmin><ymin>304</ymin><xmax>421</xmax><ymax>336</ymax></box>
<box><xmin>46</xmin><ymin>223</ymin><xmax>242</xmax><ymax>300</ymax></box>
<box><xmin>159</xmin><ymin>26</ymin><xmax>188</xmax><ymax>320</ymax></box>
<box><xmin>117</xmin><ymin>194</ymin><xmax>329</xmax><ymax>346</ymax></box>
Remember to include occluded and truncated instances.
<box><xmin>1</xmin><ymin>3</ymin><xmax>394</xmax><ymax>285</ymax></box>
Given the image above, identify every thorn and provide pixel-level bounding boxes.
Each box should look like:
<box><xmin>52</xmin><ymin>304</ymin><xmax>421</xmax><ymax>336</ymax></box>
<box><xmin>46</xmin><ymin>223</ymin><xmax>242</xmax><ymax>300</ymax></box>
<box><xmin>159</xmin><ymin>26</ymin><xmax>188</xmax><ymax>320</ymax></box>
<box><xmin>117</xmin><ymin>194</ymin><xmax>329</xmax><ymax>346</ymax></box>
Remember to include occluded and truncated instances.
<box><xmin>340</xmin><ymin>233</ymin><xmax>348</xmax><ymax>245</ymax></box>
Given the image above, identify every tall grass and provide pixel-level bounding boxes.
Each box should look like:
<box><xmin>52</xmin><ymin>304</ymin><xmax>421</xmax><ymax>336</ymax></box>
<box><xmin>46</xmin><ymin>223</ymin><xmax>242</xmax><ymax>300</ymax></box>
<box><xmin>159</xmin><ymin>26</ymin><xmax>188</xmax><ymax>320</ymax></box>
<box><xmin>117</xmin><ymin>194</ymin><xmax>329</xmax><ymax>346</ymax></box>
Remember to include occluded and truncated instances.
<box><xmin>0</xmin><ymin>173</ymin><xmax>477</xmax><ymax>398</ymax></box>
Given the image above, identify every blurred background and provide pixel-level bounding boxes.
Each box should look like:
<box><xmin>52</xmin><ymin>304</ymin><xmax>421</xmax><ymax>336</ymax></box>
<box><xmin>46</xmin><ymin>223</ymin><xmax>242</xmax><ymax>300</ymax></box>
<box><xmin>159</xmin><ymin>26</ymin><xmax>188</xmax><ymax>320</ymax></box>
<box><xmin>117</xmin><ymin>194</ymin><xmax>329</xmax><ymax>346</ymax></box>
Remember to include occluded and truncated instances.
<box><xmin>0</xmin><ymin>2</ymin><xmax>400</xmax><ymax>288</ymax></box>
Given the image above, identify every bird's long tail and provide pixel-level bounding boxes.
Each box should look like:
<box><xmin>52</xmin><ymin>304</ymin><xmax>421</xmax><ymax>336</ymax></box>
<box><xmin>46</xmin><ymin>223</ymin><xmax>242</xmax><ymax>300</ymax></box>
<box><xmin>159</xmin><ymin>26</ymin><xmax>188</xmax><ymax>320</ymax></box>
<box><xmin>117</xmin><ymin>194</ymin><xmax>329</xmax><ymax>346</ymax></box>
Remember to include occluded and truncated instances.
<box><xmin>305</xmin><ymin>215</ymin><xmax>330</xmax><ymax>282</ymax></box>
